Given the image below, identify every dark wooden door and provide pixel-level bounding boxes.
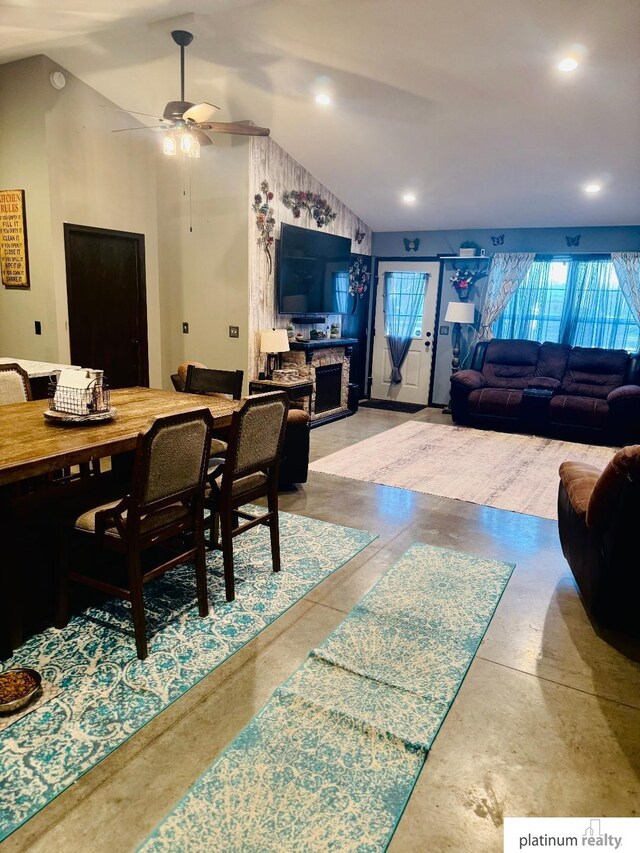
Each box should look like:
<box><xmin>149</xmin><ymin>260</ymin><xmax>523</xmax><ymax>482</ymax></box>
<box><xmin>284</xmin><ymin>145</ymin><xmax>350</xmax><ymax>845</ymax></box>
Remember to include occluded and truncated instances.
<box><xmin>64</xmin><ymin>224</ymin><xmax>149</xmax><ymax>388</ymax></box>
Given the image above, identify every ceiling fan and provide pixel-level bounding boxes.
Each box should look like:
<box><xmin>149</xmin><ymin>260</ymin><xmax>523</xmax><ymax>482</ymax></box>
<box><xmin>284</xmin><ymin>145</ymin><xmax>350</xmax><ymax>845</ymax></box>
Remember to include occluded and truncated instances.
<box><xmin>108</xmin><ymin>30</ymin><xmax>270</xmax><ymax>157</ymax></box>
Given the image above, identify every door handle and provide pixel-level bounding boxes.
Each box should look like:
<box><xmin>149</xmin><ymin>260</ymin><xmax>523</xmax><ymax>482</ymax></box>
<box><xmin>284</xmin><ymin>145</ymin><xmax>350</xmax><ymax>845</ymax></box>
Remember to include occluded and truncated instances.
<box><xmin>424</xmin><ymin>341</ymin><xmax>431</xmax><ymax>349</ymax></box>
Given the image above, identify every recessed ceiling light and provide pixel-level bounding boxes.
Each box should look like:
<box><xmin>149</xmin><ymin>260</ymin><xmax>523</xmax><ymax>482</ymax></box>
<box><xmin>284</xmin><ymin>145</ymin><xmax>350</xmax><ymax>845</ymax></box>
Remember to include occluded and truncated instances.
<box><xmin>558</xmin><ymin>57</ymin><xmax>579</xmax><ymax>72</ymax></box>
<box><xmin>315</xmin><ymin>93</ymin><xmax>331</xmax><ymax>106</ymax></box>
<box><xmin>584</xmin><ymin>183</ymin><xmax>601</xmax><ymax>193</ymax></box>
<box><xmin>402</xmin><ymin>192</ymin><xmax>417</xmax><ymax>204</ymax></box>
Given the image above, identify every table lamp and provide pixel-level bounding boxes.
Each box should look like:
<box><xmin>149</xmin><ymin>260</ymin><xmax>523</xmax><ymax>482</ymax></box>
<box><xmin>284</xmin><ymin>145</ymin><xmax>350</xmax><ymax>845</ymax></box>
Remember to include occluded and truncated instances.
<box><xmin>260</xmin><ymin>328</ymin><xmax>290</xmax><ymax>378</ymax></box>
<box><xmin>443</xmin><ymin>301</ymin><xmax>476</xmax><ymax>414</ymax></box>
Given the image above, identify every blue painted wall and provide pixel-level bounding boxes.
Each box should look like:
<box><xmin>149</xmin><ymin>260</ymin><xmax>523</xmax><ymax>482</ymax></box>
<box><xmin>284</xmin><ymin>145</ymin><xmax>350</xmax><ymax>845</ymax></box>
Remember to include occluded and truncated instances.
<box><xmin>372</xmin><ymin>226</ymin><xmax>640</xmax><ymax>405</ymax></box>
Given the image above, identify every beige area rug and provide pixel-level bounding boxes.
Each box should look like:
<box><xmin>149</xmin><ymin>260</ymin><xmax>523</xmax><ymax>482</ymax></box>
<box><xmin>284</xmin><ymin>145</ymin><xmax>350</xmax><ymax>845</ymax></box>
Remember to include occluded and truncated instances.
<box><xmin>309</xmin><ymin>421</ymin><xmax>617</xmax><ymax>520</ymax></box>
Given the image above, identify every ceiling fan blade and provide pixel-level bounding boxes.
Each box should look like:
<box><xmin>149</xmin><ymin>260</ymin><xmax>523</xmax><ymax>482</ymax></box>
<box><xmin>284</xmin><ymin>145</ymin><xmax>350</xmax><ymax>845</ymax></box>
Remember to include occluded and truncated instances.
<box><xmin>111</xmin><ymin>125</ymin><xmax>166</xmax><ymax>133</ymax></box>
<box><xmin>183</xmin><ymin>102</ymin><xmax>220</xmax><ymax>124</ymax></box>
<box><xmin>101</xmin><ymin>105</ymin><xmax>166</xmax><ymax>122</ymax></box>
<box><xmin>198</xmin><ymin>121</ymin><xmax>270</xmax><ymax>137</ymax></box>
<box><xmin>194</xmin><ymin>129</ymin><xmax>214</xmax><ymax>146</ymax></box>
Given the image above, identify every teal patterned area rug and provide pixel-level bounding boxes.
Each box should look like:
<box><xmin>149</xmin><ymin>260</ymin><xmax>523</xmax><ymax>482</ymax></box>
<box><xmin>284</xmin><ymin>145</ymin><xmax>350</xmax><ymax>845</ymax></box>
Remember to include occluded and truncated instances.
<box><xmin>0</xmin><ymin>510</ymin><xmax>376</xmax><ymax>842</ymax></box>
<box><xmin>141</xmin><ymin>544</ymin><xmax>515</xmax><ymax>852</ymax></box>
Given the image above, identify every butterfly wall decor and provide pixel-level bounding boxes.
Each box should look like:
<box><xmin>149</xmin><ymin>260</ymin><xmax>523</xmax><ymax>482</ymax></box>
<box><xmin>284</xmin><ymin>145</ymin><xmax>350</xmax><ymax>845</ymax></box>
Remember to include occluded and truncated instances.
<box><xmin>404</xmin><ymin>237</ymin><xmax>420</xmax><ymax>252</ymax></box>
<box><xmin>491</xmin><ymin>234</ymin><xmax>505</xmax><ymax>246</ymax></box>
<box><xmin>354</xmin><ymin>229</ymin><xmax>366</xmax><ymax>244</ymax></box>
<box><xmin>566</xmin><ymin>235</ymin><xmax>581</xmax><ymax>247</ymax></box>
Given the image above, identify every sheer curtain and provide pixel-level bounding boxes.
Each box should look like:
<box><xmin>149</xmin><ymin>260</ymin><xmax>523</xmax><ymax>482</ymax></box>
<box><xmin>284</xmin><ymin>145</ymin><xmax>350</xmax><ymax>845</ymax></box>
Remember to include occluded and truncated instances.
<box><xmin>560</xmin><ymin>258</ymin><xmax>640</xmax><ymax>349</ymax></box>
<box><xmin>477</xmin><ymin>253</ymin><xmax>535</xmax><ymax>341</ymax></box>
<box><xmin>493</xmin><ymin>261</ymin><xmax>555</xmax><ymax>342</ymax></box>
<box><xmin>384</xmin><ymin>271</ymin><xmax>427</xmax><ymax>383</ymax></box>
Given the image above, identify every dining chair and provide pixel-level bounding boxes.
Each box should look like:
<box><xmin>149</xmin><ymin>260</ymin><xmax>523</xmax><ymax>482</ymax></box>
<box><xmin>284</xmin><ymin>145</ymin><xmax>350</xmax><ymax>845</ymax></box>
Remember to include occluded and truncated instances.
<box><xmin>184</xmin><ymin>365</ymin><xmax>244</xmax><ymax>400</ymax></box>
<box><xmin>0</xmin><ymin>363</ymin><xmax>32</xmax><ymax>404</ymax></box>
<box><xmin>205</xmin><ymin>391</ymin><xmax>289</xmax><ymax>602</ymax></box>
<box><xmin>181</xmin><ymin>365</ymin><xmax>245</xmax><ymax>462</ymax></box>
<box><xmin>56</xmin><ymin>408</ymin><xmax>214</xmax><ymax>659</ymax></box>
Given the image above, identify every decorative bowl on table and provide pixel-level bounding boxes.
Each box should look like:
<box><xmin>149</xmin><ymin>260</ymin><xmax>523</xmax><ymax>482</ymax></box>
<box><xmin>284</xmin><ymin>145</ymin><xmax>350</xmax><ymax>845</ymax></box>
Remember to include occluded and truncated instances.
<box><xmin>0</xmin><ymin>668</ymin><xmax>42</xmax><ymax>714</ymax></box>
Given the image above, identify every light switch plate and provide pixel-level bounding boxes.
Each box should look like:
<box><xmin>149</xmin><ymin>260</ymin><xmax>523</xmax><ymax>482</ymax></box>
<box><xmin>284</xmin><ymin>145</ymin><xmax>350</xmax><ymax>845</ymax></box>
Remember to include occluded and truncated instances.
<box><xmin>439</xmin><ymin>325</ymin><xmax>449</xmax><ymax>335</ymax></box>
<box><xmin>229</xmin><ymin>326</ymin><xmax>239</xmax><ymax>338</ymax></box>
<box><xmin>182</xmin><ymin>322</ymin><xmax>189</xmax><ymax>334</ymax></box>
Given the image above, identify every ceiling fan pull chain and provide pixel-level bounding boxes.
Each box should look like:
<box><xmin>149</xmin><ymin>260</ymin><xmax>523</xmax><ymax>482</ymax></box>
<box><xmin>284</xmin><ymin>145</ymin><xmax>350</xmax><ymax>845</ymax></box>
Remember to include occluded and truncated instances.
<box><xmin>189</xmin><ymin>161</ymin><xmax>193</xmax><ymax>233</ymax></box>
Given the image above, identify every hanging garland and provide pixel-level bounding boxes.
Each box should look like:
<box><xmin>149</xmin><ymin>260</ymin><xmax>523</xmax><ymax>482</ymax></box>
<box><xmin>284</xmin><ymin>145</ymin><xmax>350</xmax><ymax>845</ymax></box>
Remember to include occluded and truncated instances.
<box><xmin>282</xmin><ymin>189</ymin><xmax>337</xmax><ymax>228</ymax></box>
<box><xmin>252</xmin><ymin>180</ymin><xmax>276</xmax><ymax>274</ymax></box>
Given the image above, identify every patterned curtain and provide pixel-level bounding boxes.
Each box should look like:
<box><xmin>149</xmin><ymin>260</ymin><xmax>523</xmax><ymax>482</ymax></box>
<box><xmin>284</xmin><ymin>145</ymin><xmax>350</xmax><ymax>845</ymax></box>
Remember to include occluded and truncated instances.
<box><xmin>384</xmin><ymin>271</ymin><xmax>428</xmax><ymax>383</ymax></box>
<box><xmin>493</xmin><ymin>261</ymin><xmax>553</xmax><ymax>342</ymax></box>
<box><xmin>612</xmin><ymin>252</ymin><xmax>640</xmax><ymax>326</ymax></box>
<box><xmin>477</xmin><ymin>253</ymin><xmax>535</xmax><ymax>342</ymax></box>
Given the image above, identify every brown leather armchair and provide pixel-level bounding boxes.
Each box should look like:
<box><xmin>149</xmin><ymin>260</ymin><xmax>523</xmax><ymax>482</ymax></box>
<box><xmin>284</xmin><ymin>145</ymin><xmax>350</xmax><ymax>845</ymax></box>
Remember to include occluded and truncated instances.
<box><xmin>558</xmin><ymin>445</ymin><xmax>640</xmax><ymax>636</ymax></box>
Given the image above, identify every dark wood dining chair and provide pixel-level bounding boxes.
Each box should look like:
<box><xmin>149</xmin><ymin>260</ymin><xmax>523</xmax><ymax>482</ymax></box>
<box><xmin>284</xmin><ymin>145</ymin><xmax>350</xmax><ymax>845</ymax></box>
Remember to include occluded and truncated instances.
<box><xmin>0</xmin><ymin>363</ymin><xmax>32</xmax><ymax>404</ymax></box>
<box><xmin>56</xmin><ymin>408</ymin><xmax>214</xmax><ymax>659</ymax></box>
<box><xmin>184</xmin><ymin>365</ymin><xmax>244</xmax><ymax>400</ymax></box>
<box><xmin>205</xmin><ymin>391</ymin><xmax>289</xmax><ymax>602</ymax></box>
<box><xmin>182</xmin><ymin>365</ymin><xmax>244</xmax><ymax>462</ymax></box>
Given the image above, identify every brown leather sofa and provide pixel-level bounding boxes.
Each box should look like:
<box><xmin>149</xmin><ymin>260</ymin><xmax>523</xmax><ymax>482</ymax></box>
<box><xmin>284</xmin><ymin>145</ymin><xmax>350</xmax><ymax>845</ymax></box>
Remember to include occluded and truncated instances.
<box><xmin>451</xmin><ymin>339</ymin><xmax>640</xmax><ymax>444</ymax></box>
<box><xmin>172</xmin><ymin>363</ymin><xmax>310</xmax><ymax>487</ymax></box>
<box><xmin>558</xmin><ymin>446</ymin><xmax>640</xmax><ymax>636</ymax></box>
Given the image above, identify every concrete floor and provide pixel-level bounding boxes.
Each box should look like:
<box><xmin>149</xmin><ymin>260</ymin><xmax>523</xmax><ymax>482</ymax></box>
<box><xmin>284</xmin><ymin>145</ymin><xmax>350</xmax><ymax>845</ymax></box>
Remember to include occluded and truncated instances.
<box><xmin>5</xmin><ymin>407</ymin><xmax>640</xmax><ymax>852</ymax></box>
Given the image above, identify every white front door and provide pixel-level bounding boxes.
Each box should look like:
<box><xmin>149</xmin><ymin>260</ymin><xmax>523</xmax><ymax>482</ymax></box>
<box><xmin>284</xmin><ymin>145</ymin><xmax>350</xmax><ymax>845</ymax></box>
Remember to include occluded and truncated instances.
<box><xmin>370</xmin><ymin>261</ymin><xmax>440</xmax><ymax>405</ymax></box>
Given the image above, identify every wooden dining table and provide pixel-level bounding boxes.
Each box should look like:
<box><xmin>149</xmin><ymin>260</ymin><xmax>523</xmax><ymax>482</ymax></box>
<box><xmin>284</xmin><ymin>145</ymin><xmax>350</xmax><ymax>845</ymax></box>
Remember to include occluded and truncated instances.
<box><xmin>0</xmin><ymin>387</ymin><xmax>240</xmax><ymax>658</ymax></box>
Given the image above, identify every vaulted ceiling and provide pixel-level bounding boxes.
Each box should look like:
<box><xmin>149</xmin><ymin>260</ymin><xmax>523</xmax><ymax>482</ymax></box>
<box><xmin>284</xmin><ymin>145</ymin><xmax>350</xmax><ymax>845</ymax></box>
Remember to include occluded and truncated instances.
<box><xmin>1</xmin><ymin>0</ymin><xmax>639</xmax><ymax>231</ymax></box>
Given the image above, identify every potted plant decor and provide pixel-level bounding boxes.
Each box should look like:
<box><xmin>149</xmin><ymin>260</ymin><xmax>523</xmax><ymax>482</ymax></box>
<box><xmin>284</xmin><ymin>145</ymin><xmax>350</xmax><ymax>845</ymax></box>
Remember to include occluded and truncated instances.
<box><xmin>459</xmin><ymin>240</ymin><xmax>480</xmax><ymax>258</ymax></box>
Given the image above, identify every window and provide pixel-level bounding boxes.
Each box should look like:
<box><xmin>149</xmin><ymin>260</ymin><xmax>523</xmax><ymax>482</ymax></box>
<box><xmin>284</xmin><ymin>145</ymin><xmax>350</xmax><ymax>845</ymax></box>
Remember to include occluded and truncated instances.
<box><xmin>493</xmin><ymin>257</ymin><xmax>639</xmax><ymax>352</ymax></box>
<box><xmin>384</xmin><ymin>272</ymin><xmax>427</xmax><ymax>338</ymax></box>
<box><xmin>333</xmin><ymin>271</ymin><xmax>349</xmax><ymax>314</ymax></box>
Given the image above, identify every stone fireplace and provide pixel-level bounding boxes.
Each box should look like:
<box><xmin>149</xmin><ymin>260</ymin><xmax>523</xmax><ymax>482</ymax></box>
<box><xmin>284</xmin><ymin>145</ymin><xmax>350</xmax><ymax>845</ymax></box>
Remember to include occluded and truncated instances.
<box><xmin>281</xmin><ymin>339</ymin><xmax>356</xmax><ymax>425</ymax></box>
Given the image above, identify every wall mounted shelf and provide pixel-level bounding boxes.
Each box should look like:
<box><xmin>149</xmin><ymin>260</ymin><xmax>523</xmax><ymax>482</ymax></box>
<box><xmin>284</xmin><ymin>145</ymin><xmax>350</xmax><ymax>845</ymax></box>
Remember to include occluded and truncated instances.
<box><xmin>438</xmin><ymin>255</ymin><xmax>492</xmax><ymax>260</ymax></box>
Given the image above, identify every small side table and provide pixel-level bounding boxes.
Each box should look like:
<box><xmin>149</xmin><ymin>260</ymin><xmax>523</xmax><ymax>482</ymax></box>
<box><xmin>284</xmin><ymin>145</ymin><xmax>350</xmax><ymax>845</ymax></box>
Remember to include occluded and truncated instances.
<box><xmin>249</xmin><ymin>378</ymin><xmax>313</xmax><ymax>416</ymax></box>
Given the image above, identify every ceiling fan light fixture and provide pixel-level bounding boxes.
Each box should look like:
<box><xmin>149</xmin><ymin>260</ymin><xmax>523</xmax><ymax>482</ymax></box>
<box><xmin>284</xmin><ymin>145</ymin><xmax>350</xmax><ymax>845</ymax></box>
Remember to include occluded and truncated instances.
<box><xmin>179</xmin><ymin>131</ymin><xmax>200</xmax><ymax>159</ymax></box>
<box><xmin>163</xmin><ymin>135</ymin><xmax>177</xmax><ymax>156</ymax></box>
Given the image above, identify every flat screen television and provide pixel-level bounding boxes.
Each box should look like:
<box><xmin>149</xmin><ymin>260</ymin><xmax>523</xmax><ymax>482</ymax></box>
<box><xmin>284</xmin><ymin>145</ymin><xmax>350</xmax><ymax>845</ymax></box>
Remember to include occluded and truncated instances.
<box><xmin>277</xmin><ymin>223</ymin><xmax>352</xmax><ymax>315</ymax></box>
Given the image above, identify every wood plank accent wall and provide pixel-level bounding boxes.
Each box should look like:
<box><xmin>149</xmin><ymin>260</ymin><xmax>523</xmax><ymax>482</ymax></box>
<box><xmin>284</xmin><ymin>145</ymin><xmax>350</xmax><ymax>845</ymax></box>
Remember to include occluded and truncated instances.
<box><xmin>248</xmin><ymin>137</ymin><xmax>371</xmax><ymax>379</ymax></box>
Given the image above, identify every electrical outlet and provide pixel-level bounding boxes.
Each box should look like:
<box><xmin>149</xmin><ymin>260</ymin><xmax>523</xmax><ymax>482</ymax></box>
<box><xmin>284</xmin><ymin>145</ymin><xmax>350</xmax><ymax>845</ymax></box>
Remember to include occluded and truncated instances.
<box><xmin>34</xmin><ymin>321</ymin><xmax>42</xmax><ymax>335</ymax></box>
<box><xmin>229</xmin><ymin>326</ymin><xmax>239</xmax><ymax>338</ymax></box>
<box><xmin>439</xmin><ymin>325</ymin><xmax>449</xmax><ymax>336</ymax></box>
<box><xmin>182</xmin><ymin>322</ymin><xmax>189</xmax><ymax>334</ymax></box>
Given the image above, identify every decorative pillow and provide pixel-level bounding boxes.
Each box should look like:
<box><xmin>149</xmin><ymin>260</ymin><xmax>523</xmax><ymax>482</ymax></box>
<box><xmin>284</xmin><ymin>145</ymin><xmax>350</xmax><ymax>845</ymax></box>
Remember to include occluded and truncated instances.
<box><xmin>177</xmin><ymin>361</ymin><xmax>207</xmax><ymax>385</ymax></box>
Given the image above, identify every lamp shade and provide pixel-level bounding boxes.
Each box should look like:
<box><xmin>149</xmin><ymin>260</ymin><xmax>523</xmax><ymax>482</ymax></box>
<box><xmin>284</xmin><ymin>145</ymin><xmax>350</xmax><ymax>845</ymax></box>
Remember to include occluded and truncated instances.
<box><xmin>260</xmin><ymin>328</ymin><xmax>290</xmax><ymax>353</ymax></box>
<box><xmin>444</xmin><ymin>302</ymin><xmax>475</xmax><ymax>324</ymax></box>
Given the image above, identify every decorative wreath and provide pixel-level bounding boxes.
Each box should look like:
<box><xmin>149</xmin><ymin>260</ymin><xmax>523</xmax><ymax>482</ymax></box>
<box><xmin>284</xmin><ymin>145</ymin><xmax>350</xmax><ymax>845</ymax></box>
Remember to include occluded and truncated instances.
<box><xmin>349</xmin><ymin>256</ymin><xmax>370</xmax><ymax>302</ymax></box>
<box><xmin>282</xmin><ymin>189</ymin><xmax>337</xmax><ymax>228</ymax></box>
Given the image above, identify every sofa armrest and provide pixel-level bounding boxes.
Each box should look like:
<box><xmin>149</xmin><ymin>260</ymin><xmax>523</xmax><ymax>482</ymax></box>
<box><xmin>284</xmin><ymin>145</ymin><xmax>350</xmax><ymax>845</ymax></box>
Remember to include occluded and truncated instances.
<box><xmin>527</xmin><ymin>377</ymin><xmax>560</xmax><ymax>392</ymax></box>
<box><xmin>558</xmin><ymin>460</ymin><xmax>602</xmax><ymax>519</ymax></box>
<box><xmin>451</xmin><ymin>370</ymin><xmax>486</xmax><ymax>391</ymax></box>
<box><xmin>607</xmin><ymin>384</ymin><xmax>640</xmax><ymax>403</ymax></box>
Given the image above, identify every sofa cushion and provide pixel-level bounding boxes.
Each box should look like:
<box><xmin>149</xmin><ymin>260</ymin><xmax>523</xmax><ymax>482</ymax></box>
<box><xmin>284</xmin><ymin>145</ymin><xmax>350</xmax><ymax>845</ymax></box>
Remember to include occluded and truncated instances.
<box><xmin>481</xmin><ymin>339</ymin><xmax>540</xmax><ymax>389</ymax></box>
<box><xmin>560</xmin><ymin>347</ymin><xmax>628</xmax><ymax>400</ymax></box>
<box><xmin>468</xmin><ymin>388</ymin><xmax>523</xmax><ymax>419</ymax></box>
<box><xmin>550</xmin><ymin>394</ymin><xmax>609</xmax><ymax>429</ymax></box>
<box><xmin>536</xmin><ymin>342</ymin><xmax>571</xmax><ymax>380</ymax></box>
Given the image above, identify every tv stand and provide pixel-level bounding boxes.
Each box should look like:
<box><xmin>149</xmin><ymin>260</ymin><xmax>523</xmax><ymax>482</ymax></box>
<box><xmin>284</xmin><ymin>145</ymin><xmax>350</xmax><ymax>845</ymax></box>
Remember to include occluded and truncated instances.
<box><xmin>282</xmin><ymin>338</ymin><xmax>358</xmax><ymax>427</ymax></box>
